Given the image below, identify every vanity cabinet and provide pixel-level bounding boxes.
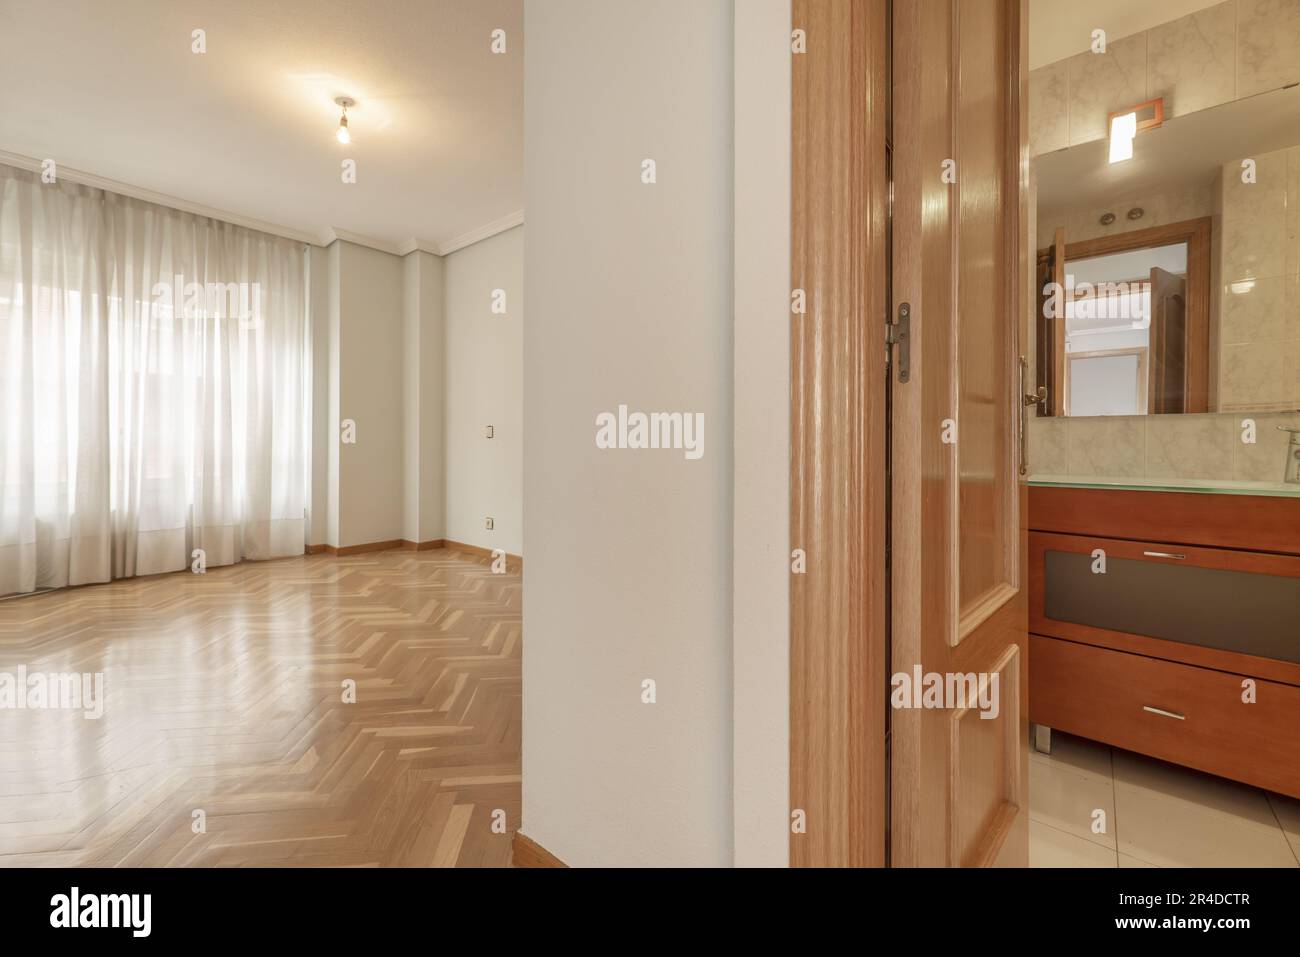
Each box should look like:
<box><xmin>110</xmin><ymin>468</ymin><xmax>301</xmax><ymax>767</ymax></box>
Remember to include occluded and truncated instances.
<box><xmin>1028</xmin><ymin>483</ymin><xmax>1300</xmax><ymax>798</ymax></box>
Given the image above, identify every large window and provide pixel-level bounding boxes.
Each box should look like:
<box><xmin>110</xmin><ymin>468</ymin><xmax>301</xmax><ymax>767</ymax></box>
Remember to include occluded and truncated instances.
<box><xmin>0</xmin><ymin>162</ymin><xmax>310</xmax><ymax>596</ymax></box>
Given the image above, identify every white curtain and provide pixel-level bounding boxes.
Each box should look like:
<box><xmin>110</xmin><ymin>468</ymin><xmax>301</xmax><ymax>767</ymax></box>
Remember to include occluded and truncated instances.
<box><xmin>0</xmin><ymin>162</ymin><xmax>310</xmax><ymax>596</ymax></box>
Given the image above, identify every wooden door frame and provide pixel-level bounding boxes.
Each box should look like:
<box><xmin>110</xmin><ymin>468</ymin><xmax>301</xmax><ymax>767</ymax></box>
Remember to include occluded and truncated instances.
<box><xmin>788</xmin><ymin>0</ymin><xmax>889</xmax><ymax>868</ymax></box>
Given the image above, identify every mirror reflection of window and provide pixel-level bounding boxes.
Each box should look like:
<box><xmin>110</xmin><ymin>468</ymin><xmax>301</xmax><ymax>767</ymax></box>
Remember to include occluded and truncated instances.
<box><xmin>1063</xmin><ymin>243</ymin><xmax>1187</xmax><ymax>416</ymax></box>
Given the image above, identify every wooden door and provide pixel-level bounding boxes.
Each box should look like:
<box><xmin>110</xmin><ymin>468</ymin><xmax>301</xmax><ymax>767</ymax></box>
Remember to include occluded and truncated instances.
<box><xmin>1149</xmin><ymin>266</ymin><xmax>1187</xmax><ymax>414</ymax></box>
<box><xmin>890</xmin><ymin>0</ymin><xmax>1030</xmax><ymax>867</ymax></box>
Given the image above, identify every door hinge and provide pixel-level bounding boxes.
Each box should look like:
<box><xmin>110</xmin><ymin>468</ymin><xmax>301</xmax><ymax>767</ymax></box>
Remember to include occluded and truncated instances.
<box><xmin>887</xmin><ymin>302</ymin><xmax>910</xmax><ymax>383</ymax></box>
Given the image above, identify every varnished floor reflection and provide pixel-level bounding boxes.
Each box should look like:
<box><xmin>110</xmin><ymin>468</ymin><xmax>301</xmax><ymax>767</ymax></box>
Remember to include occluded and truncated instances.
<box><xmin>0</xmin><ymin>548</ymin><xmax>521</xmax><ymax>867</ymax></box>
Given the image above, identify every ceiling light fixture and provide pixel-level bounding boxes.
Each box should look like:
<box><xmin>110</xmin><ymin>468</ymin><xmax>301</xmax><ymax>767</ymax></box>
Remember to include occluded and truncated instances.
<box><xmin>334</xmin><ymin>96</ymin><xmax>354</xmax><ymax>144</ymax></box>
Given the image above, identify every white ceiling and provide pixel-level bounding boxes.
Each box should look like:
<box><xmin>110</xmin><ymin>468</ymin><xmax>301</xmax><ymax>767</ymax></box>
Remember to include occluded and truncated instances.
<box><xmin>0</xmin><ymin>0</ymin><xmax>523</xmax><ymax>252</ymax></box>
<box><xmin>1029</xmin><ymin>0</ymin><xmax>1225</xmax><ymax>69</ymax></box>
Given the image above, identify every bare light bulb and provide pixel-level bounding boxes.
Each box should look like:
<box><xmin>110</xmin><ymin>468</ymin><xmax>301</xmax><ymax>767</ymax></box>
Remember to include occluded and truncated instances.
<box><xmin>334</xmin><ymin>97</ymin><xmax>354</xmax><ymax>145</ymax></box>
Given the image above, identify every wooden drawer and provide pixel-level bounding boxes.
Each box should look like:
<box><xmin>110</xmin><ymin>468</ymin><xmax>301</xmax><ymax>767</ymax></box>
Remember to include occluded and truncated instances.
<box><xmin>1030</xmin><ymin>530</ymin><xmax>1300</xmax><ymax>686</ymax></box>
<box><xmin>1029</xmin><ymin>634</ymin><xmax>1300</xmax><ymax>799</ymax></box>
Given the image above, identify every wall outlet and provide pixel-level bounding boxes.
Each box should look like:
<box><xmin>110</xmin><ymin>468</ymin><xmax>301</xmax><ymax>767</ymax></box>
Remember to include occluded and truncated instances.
<box><xmin>485</xmin><ymin>517</ymin><xmax>494</xmax><ymax>530</ymax></box>
<box><xmin>485</xmin><ymin>425</ymin><xmax>494</xmax><ymax>439</ymax></box>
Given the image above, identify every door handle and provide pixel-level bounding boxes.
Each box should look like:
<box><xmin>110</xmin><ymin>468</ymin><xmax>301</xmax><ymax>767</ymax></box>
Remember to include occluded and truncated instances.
<box><xmin>1142</xmin><ymin>550</ymin><xmax>1186</xmax><ymax>560</ymax></box>
<box><xmin>1142</xmin><ymin>705</ymin><xmax>1186</xmax><ymax>720</ymax></box>
<box><xmin>1018</xmin><ymin>357</ymin><xmax>1040</xmax><ymax>476</ymax></box>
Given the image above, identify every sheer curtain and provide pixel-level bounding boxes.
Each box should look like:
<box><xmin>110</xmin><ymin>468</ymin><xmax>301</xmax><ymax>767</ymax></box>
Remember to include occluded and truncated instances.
<box><xmin>0</xmin><ymin>162</ymin><xmax>310</xmax><ymax>596</ymax></box>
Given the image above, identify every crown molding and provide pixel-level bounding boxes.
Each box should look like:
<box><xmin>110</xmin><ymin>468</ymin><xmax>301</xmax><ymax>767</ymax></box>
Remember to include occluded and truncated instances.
<box><xmin>435</xmin><ymin>209</ymin><xmax>525</xmax><ymax>256</ymax></box>
<box><xmin>0</xmin><ymin>149</ymin><xmax>321</xmax><ymax>246</ymax></box>
<box><xmin>0</xmin><ymin>148</ymin><xmax>523</xmax><ymax>258</ymax></box>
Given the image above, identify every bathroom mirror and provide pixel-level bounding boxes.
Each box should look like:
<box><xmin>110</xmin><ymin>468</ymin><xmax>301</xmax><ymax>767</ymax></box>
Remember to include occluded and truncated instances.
<box><xmin>1028</xmin><ymin>6</ymin><xmax>1300</xmax><ymax>419</ymax></box>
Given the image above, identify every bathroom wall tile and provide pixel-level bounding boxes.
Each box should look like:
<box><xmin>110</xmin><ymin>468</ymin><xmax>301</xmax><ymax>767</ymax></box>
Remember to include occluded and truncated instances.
<box><xmin>1067</xmin><ymin>415</ymin><xmax>1145</xmax><ymax>478</ymax></box>
<box><xmin>1220</xmin><ymin>274</ymin><xmax>1287</xmax><ymax>344</ymax></box>
<box><xmin>1288</xmin><ymin>147</ymin><xmax>1300</xmax><ymax>278</ymax></box>
<box><xmin>1027</xmin><ymin>415</ymin><xmax>1068</xmax><ymax>475</ymax></box>
<box><xmin>1029</xmin><ymin>61</ymin><xmax>1070</xmax><ymax>157</ymax></box>
<box><xmin>1288</xmin><ymin>273</ymin><xmax>1300</xmax><ymax>340</ymax></box>
<box><xmin>1067</xmin><ymin>34</ymin><xmax>1147</xmax><ymax>146</ymax></box>
<box><xmin>1221</xmin><ymin>150</ymin><xmax>1288</xmax><ymax>283</ymax></box>
<box><xmin>1284</xmin><ymin>338</ymin><xmax>1294</xmax><ymax>405</ymax></box>
<box><xmin>1145</xmin><ymin>414</ymin><xmax>1235</xmax><ymax>480</ymax></box>
<box><xmin>1147</xmin><ymin>1</ymin><xmax>1236</xmax><ymax>118</ymax></box>
<box><xmin>1219</xmin><ymin>341</ymin><xmax>1291</xmax><ymax>410</ymax></box>
<box><xmin>1232</xmin><ymin>411</ymin><xmax>1300</xmax><ymax>480</ymax></box>
<box><xmin>1237</xmin><ymin>0</ymin><xmax>1300</xmax><ymax>97</ymax></box>
<box><xmin>1285</xmin><ymin>337</ymin><xmax>1300</xmax><ymax>409</ymax></box>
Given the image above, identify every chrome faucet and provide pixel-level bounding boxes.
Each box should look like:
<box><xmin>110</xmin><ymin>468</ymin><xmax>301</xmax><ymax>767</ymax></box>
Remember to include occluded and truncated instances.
<box><xmin>1280</xmin><ymin>426</ymin><xmax>1300</xmax><ymax>485</ymax></box>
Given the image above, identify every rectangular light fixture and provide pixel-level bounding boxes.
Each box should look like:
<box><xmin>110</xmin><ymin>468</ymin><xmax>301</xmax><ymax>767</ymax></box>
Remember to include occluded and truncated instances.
<box><xmin>1108</xmin><ymin>111</ymin><xmax>1137</xmax><ymax>163</ymax></box>
<box><xmin>1106</xmin><ymin>97</ymin><xmax>1164</xmax><ymax>165</ymax></box>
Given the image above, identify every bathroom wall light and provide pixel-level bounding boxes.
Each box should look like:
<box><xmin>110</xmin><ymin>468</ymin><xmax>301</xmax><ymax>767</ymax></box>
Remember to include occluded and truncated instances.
<box><xmin>1108</xmin><ymin>112</ymin><xmax>1136</xmax><ymax>163</ymax></box>
<box><xmin>334</xmin><ymin>96</ymin><xmax>354</xmax><ymax>144</ymax></box>
<box><xmin>1107</xmin><ymin>98</ymin><xmax>1164</xmax><ymax>165</ymax></box>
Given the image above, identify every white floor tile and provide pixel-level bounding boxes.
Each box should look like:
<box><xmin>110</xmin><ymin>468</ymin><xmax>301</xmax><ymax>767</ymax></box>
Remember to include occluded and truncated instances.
<box><xmin>1029</xmin><ymin>756</ymin><xmax>1116</xmax><ymax>849</ymax></box>
<box><xmin>1031</xmin><ymin>729</ymin><xmax>1113</xmax><ymax>782</ymax></box>
<box><xmin>1029</xmin><ymin>820</ymin><xmax>1118</xmax><ymax>867</ymax></box>
<box><xmin>1266</xmin><ymin>792</ymin><xmax>1300</xmax><ymax>865</ymax></box>
<box><xmin>1118</xmin><ymin>853</ymin><xmax>1158</xmax><ymax>867</ymax></box>
<box><xmin>1111</xmin><ymin>750</ymin><xmax>1298</xmax><ymax>868</ymax></box>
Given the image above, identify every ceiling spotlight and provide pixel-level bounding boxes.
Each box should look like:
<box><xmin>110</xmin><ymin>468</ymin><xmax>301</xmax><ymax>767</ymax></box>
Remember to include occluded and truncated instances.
<box><xmin>334</xmin><ymin>96</ymin><xmax>354</xmax><ymax>144</ymax></box>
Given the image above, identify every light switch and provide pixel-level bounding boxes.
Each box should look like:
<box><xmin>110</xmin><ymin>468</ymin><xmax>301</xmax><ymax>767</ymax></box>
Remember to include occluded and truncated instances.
<box><xmin>485</xmin><ymin>425</ymin><xmax>494</xmax><ymax>439</ymax></box>
<box><xmin>485</xmin><ymin>517</ymin><xmax>494</xmax><ymax>530</ymax></box>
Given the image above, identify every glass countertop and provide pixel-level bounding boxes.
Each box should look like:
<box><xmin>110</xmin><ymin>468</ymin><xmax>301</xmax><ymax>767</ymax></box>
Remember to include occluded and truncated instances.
<box><xmin>1028</xmin><ymin>474</ymin><xmax>1300</xmax><ymax>498</ymax></box>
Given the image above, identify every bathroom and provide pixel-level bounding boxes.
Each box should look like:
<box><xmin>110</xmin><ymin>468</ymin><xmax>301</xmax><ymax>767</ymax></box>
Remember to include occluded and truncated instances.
<box><xmin>1024</xmin><ymin>0</ymin><xmax>1300</xmax><ymax>867</ymax></box>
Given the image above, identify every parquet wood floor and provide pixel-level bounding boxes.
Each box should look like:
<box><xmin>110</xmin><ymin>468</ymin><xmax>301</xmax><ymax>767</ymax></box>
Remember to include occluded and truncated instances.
<box><xmin>0</xmin><ymin>549</ymin><xmax>521</xmax><ymax>867</ymax></box>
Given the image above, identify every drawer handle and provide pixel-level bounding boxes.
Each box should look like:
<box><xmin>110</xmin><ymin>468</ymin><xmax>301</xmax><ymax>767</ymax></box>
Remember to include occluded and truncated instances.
<box><xmin>1142</xmin><ymin>550</ymin><xmax>1186</xmax><ymax>560</ymax></box>
<box><xmin>1143</xmin><ymin>705</ymin><xmax>1186</xmax><ymax>720</ymax></box>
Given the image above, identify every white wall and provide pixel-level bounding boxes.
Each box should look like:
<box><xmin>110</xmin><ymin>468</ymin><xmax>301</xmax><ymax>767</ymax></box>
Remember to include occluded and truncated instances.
<box><xmin>336</xmin><ymin>241</ymin><xmax>406</xmax><ymax>547</ymax></box>
<box><xmin>443</xmin><ymin>225</ymin><xmax>524</xmax><ymax>555</ymax></box>
<box><xmin>308</xmin><ymin>244</ymin><xmax>332</xmax><ymax>547</ymax></box>
<box><xmin>404</xmin><ymin>250</ymin><xmax>446</xmax><ymax>545</ymax></box>
<box><xmin>732</xmin><ymin>0</ymin><xmax>790</xmax><ymax>869</ymax></box>
<box><xmin>326</xmin><ymin>242</ymin><xmax>342</xmax><ymax>548</ymax></box>
<box><xmin>522</xmin><ymin>0</ymin><xmax>735</xmax><ymax>867</ymax></box>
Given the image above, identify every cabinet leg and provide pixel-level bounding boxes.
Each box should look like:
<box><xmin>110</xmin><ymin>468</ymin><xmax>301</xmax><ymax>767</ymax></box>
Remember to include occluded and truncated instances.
<box><xmin>1032</xmin><ymin>724</ymin><xmax>1052</xmax><ymax>755</ymax></box>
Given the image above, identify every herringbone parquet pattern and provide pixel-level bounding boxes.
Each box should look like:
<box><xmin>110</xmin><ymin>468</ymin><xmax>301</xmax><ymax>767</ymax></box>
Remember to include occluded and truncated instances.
<box><xmin>0</xmin><ymin>549</ymin><xmax>521</xmax><ymax>867</ymax></box>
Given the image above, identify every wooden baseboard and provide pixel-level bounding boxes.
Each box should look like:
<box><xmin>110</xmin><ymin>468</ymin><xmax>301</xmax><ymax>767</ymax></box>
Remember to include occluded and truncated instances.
<box><xmin>511</xmin><ymin>831</ymin><xmax>566</xmax><ymax>868</ymax></box>
<box><xmin>306</xmin><ymin>538</ymin><xmax>520</xmax><ymax>567</ymax></box>
<box><xmin>442</xmin><ymin>539</ymin><xmax>523</xmax><ymax>570</ymax></box>
<box><xmin>307</xmin><ymin>539</ymin><xmax>443</xmax><ymax>557</ymax></box>
<box><xmin>313</xmin><ymin>539</ymin><xmax>403</xmax><ymax>557</ymax></box>
<box><xmin>402</xmin><ymin>538</ymin><xmax>445</xmax><ymax>551</ymax></box>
